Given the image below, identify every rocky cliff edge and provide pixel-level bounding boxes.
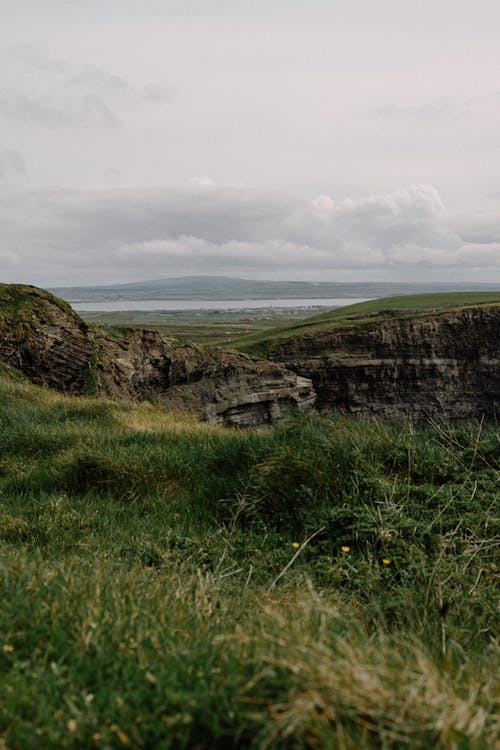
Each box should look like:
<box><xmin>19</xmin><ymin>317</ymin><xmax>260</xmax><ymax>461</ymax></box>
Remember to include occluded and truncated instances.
<box><xmin>0</xmin><ymin>284</ymin><xmax>315</xmax><ymax>426</ymax></box>
<box><xmin>265</xmin><ymin>305</ymin><xmax>500</xmax><ymax>421</ymax></box>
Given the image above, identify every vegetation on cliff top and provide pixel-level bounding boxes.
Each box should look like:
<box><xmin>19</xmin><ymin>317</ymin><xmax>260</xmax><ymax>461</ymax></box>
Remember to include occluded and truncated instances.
<box><xmin>0</xmin><ymin>283</ymin><xmax>76</xmax><ymax>323</ymax></box>
<box><xmin>232</xmin><ymin>290</ymin><xmax>500</xmax><ymax>355</ymax></box>
<box><xmin>0</xmin><ymin>362</ymin><xmax>498</xmax><ymax>749</ymax></box>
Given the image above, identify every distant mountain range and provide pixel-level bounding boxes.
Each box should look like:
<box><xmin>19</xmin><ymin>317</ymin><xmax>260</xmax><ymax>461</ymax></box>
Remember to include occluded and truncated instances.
<box><xmin>49</xmin><ymin>276</ymin><xmax>500</xmax><ymax>302</ymax></box>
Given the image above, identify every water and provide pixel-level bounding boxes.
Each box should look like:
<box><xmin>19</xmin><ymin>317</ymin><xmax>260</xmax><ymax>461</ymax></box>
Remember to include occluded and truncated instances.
<box><xmin>71</xmin><ymin>297</ymin><xmax>371</xmax><ymax>312</ymax></box>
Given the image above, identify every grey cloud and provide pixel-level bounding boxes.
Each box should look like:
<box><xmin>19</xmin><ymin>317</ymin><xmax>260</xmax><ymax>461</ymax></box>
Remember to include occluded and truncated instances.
<box><xmin>63</xmin><ymin>67</ymin><xmax>135</xmax><ymax>100</ymax></box>
<box><xmin>141</xmin><ymin>83</ymin><xmax>176</xmax><ymax>103</ymax></box>
<box><xmin>459</xmin><ymin>215</ymin><xmax>500</xmax><ymax>245</ymax></box>
<box><xmin>371</xmin><ymin>92</ymin><xmax>500</xmax><ymax>124</ymax></box>
<box><xmin>0</xmin><ymin>149</ymin><xmax>26</xmax><ymax>181</ymax></box>
<box><xmin>372</xmin><ymin>100</ymin><xmax>461</xmax><ymax>123</ymax></box>
<box><xmin>0</xmin><ymin>89</ymin><xmax>119</xmax><ymax>128</ymax></box>
<box><xmin>0</xmin><ymin>46</ymin><xmax>173</xmax><ymax>129</ymax></box>
<box><xmin>7</xmin><ymin>43</ymin><xmax>71</xmax><ymax>73</ymax></box>
<box><xmin>1</xmin><ymin>182</ymin><xmax>499</xmax><ymax>286</ymax></box>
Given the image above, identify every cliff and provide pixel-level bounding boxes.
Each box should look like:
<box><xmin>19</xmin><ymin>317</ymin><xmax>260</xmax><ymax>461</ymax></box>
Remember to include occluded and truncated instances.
<box><xmin>264</xmin><ymin>306</ymin><xmax>500</xmax><ymax>421</ymax></box>
<box><xmin>0</xmin><ymin>285</ymin><xmax>93</xmax><ymax>393</ymax></box>
<box><xmin>0</xmin><ymin>284</ymin><xmax>315</xmax><ymax>426</ymax></box>
<box><xmin>2</xmin><ymin>284</ymin><xmax>498</xmax><ymax>424</ymax></box>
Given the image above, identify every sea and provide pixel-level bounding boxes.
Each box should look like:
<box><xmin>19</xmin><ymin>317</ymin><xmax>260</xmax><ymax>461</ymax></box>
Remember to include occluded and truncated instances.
<box><xmin>71</xmin><ymin>297</ymin><xmax>371</xmax><ymax>312</ymax></box>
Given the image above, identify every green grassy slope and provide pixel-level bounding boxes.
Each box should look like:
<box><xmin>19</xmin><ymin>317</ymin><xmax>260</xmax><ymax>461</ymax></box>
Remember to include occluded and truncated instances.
<box><xmin>0</xmin><ymin>362</ymin><xmax>498</xmax><ymax>748</ymax></box>
<box><xmin>79</xmin><ymin>308</ymin><xmax>305</xmax><ymax>346</ymax></box>
<box><xmin>232</xmin><ymin>290</ymin><xmax>500</xmax><ymax>355</ymax></box>
<box><xmin>0</xmin><ymin>283</ymin><xmax>77</xmax><ymax>332</ymax></box>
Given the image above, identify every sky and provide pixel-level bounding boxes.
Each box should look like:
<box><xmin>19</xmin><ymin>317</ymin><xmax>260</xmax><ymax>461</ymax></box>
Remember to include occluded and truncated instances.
<box><xmin>0</xmin><ymin>0</ymin><xmax>499</xmax><ymax>286</ymax></box>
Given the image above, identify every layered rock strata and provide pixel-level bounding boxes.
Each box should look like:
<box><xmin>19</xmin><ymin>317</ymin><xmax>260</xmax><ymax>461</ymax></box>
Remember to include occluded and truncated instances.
<box><xmin>0</xmin><ymin>284</ymin><xmax>315</xmax><ymax>426</ymax></box>
<box><xmin>0</xmin><ymin>286</ymin><xmax>93</xmax><ymax>393</ymax></box>
<box><xmin>2</xmin><ymin>284</ymin><xmax>497</xmax><ymax>424</ymax></box>
<box><xmin>91</xmin><ymin>328</ymin><xmax>315</xmax><ymax>426</ymax></box>
<box><xmin>268</xmin><ymin>307</ymin><xmax>500</xmax><ymax>421</ymax></box>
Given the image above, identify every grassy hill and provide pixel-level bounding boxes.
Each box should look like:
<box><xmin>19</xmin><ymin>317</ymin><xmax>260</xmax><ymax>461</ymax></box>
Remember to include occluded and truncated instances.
<box><xmin>232</xmin><ymin>291</ymin><xmax>500</xmax><ymax>355</ymax></box>
<box><xmin>0</xmin><ymin>361</ymin><xmax>498</xmax><ymax>748</ymax></box>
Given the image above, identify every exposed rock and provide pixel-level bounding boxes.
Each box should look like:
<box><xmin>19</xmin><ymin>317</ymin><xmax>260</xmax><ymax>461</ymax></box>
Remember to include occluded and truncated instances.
<box><xmin>91</xmin><ymin>328</ymin><xmax>315</xmax><ymax>425</ymax></box>
<box><xmin>3</xmin><ymin>284</ymin><xmax>497</xmax><ymax>424</ymax></box>
<box><xmin>0</xmin><ymin>285</ymin><xmax>94</xmax><ymax>393</ymax></box>
<box><xmin>0</xmin><ymin>284</ymin><xmax>315</xmax><ymax>426</ymax></box>
<box><xmin>267</xmin><ymin>307</ymin><xmax>500</xmax><ymax>421</ymax></box>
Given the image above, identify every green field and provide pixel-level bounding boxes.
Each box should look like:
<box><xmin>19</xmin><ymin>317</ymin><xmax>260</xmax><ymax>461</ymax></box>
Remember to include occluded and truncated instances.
<box><xmin>79</xmin><ymin>308</ymin><xmax>318</xmax><ymax>346</ymax></box>
<box><xmin>228</xmin><ymin>291</ymin><xmax>500</xmax><ymax>355</ymax></box>
<box><xmin>0</xmin><ymin>361</ymin><xmax>498</xmax><ymax>748</ymax></box>
<box><xmin>78</xmin><ymin>291</ymin><xmax>500</xmax><ymax>350</ymax></box>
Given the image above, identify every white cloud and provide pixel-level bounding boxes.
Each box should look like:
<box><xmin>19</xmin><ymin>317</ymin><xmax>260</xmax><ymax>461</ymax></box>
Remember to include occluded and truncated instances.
<box><xmin>1</xmin><ymin>2</ymin><xmax>499</xmax><ymax>209</ymax></box>
<box><xmin>1</xmin><ymin>181</ymin><xmax>499</xmax><ymax>285</ymax></box>
<box><xmin>187</xmin><ymin>176</ymin><xmax>218</xmax><ymax>188</ymax></box>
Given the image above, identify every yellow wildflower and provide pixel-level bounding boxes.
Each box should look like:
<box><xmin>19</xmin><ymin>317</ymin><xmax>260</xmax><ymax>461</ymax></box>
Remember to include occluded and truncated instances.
<box><xmin>292</xmin><ymin>542</ymin><xmax>300</xmax><ymax>549</ymax></box>
<box><xmin>382</xmin><ymin>558</ymin><xmax>391</xmax><ymax>565</ymax></box>
<box><xmin>341</xmin><ymin>546</ymin><xmax>350</xmax><ymax>553</ymax></box>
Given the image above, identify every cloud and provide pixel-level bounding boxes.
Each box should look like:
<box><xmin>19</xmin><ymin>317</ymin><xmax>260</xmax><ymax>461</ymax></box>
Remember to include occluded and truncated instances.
<box><xmin>0</xmin><ymin>181</ymin><xmax>499</xmax><ymax>285</ymax></box>
<box><xmin>0</xmin><ymin>249</ymin><xmax>20</xmax><ymax>267</ymax></box>
<box><xmin>457</xmin><ymin>212</ymin><xmax>500</xmax><ymax>245</ymax></box>
<box><xmin>141</xmin><ymin>82</ymin><xmax>176</xmax><ymax>103</ymax></box>
<box><xmin>188</xmin><ymin>176</ymin><xmax>218</xmax><ymax>188</ymax></box>
<box><xmin>5</xmin><ymin>43</ymin><xmax>72</xmax><ymax>73</ymax></box>
<box><xmin>0</xmin><ymin>149</ymin><xmax>26</xmax><ymax>181</ymax></box>
<box><xmin>0</xmin><ymin>44</ymin><xmax>173</xmax><ymax>129</ymax></box>
<box><xmin>370</xmin><ymin>92</ymin><xmax>500</xmax><ymax>125</ymax></box>
<box><xmin>287</xmin><ymin>185</ymin><xmax>447</xmax><ymax>250</ymax></box>
<box><xmin>0</xmin><ymin>89</ymin><xmax>119</xmax><ymax>128</ymax></box>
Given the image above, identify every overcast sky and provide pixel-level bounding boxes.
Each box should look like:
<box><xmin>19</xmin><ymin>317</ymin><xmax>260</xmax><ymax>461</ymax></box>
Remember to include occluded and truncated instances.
<box><xmin>1</xmin><ymin>0</ymin><xmax>499</xmax><ymax>285</ymax></box>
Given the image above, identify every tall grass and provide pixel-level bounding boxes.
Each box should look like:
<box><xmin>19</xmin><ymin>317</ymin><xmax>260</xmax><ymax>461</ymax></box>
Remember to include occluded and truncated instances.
<box><xmin>0</xmin><ymin>367</ymin><xmax>498</xmax><ymax>748</ymax></box>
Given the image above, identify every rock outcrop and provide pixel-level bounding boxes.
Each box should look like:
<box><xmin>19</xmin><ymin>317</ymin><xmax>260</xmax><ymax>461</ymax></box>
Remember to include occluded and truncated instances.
<box><xmin>267</xmin><ymin>307</ymin><xmax>500</xmax><ymax>421</ymax></box>
<box><xmin>0</xmin><ymin>284</ymin><xmax>315</xmax><ymax>426</ymax></box>
<box><xmin>91</xmin><ymin>328</ymin><xmax>315</xmax><ymax>426</ymax></box>
<box><xmin>0</xmin><ymin>285</ymin><xmax>94</xmax><ymax>393</ymax></box>
<box><xmin>2</xmin><ymin>284</ymin><xmax>498</xmax><ymax>424</ymax></box>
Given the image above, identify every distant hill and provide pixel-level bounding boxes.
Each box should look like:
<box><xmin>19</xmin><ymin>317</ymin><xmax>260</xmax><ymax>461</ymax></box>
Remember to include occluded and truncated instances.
<box><xmin>49</xmin><ymin>276</ymin><xmax>500</xmax><ymax>303</ymax></box>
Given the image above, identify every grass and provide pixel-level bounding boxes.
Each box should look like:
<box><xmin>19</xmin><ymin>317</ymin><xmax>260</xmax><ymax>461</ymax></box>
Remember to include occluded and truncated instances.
<box><xmin>76</xmin><ymin>292</ymin><xmax>500</xmax><ymax>350</ymax></box>
<box><xmin>0</xmin><ymin>363</ymin><xmax>499</xmax><ymax>748</ymax></box>
<box><xmin>78</xmin><ymin>308</ymin><xmax>319</xmax><ymax>346</ymax></box>
<box><xmin>230</xmin><ymin>291</ymin><xmax>500</xmax><ymax>355</ymax></box>
<box><xmin>0</xmin><ymin>283</ymin><xmax>76</xmax><ymax>329</ymax></box>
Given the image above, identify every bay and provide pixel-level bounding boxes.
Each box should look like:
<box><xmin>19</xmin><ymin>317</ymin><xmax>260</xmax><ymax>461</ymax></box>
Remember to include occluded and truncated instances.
<box><xmin>72</xmin><ymin>297</ymin><xmax>371</xmax><ymax>312</ymax></box>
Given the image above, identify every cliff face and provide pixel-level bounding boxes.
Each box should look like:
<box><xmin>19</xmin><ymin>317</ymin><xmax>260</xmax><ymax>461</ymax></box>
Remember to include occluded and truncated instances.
<box><xmin>0</xmin><ymin>285</ymin><xmax>315</xmax><ymax>426</ymax></box>
<box><xmin>0</xmin><ymin>285</ymin><xmax>94</xmax><ymax>393</ymax></box>
<box><xmin>2</xmin><ymin>284</ymin><xmax>498</xmax><ymax>424</ymax></box>
<box><xmin>267</xmin><ymin>307</ymin><xmax>500</xmax><ymax>421</ymax></box>
<box><xmin>92</xmin><ymin>329</ymin><xmax>315</xmax><ymax>426</ymax></box>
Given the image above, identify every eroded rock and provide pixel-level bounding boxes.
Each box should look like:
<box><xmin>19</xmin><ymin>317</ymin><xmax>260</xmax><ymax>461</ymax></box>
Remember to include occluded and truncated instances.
<box><xmin>0</xmin><ymin>284</ymin><xmax>315</xmax><ymax>426</ymax></box>
<box><xmin>0</xmin><ymin>285</ymin><xmax>93</xmax><ymax>393</ymax></box>
<box><xmin>267</xmin><ymin>307</ymin><xmax>500</xmax><ymax>421</ymax></box>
